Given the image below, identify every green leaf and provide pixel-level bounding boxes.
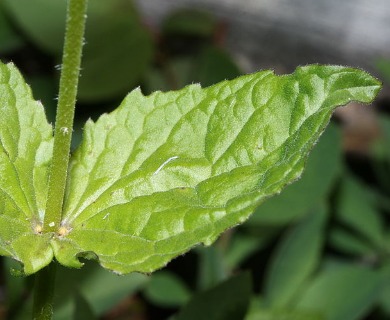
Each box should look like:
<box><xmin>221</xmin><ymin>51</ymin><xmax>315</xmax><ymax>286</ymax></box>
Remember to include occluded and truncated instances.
<box><xmin>248</xmin><ymin>123</ymin><xmax>341</xmax><ymax>226</ymax></box>
<box><xmin>53</xmin><ymin>262</ymin><xmax>147</xmax><ymax>319</ymax></box>
<box><xmin>175</xmin><ymin>272</ymin><xmax>252</xmax><ymax>320</ymax></box>
<box><xmin>0</xmin><ymin>62</ymin><xmax>381</xmax><ymax>275</ymax></box>
<box><xmin>376</xmin><ymin>58</ymin><xmax>390</xmax><ymax>84</ymax></box>
<box><xmin>196</xmin><ymin>47</ymin><xmax>242</xmax><ymax>87</ymax></box>
<box><xmin>0</xmin><ymin>62</ymin><xmax>53</xmax><ymax>274</ymax></box>
<box><xmin>3</xmin><ymin>0</ymin><xmax>66</xmax><ymax>54</ymax></box>
<box><xmin>224</xmin><ymin>233</ymin><xmax>266</xmax><ymax>270</ymax></box>
<box><xmin>337</xmin><ymin>175</ymin><xmax>383</xmax><ymax>248</ymax></box>
<box><xmin>3</xmin><ymin>0</ymin><xmax>154</xmax><ymax>101</ymax></box>
<box><xmin>0</xmin><ymin>4</ymin><xmax>24</xmax><ymax>54</ymax></box>
<box><xmin>162</xmin><ymin>9</ymin><xmax>217</xmax><ymax>37</ymax></box>
<box><xmin>379</xmin><ymin>263</ymin><xmax>390</xmax><ymax>315</ymax></box>
<box><xmin>264</xmin><ymin>204</ymin><xmax>327</xmax><ymax>308</ymax></box>
<box><xmin>196</xmin><ymin>245</ymin><xmax>228</xmax><ymax>290</ymax></box>
<box><xmin>3</xmin><ymin>257</ymin><xmax>27</xmax><ymax>311</ymax></box>
<box><xmin>329</xmin><ymin>227</ymin><xmax>376</xmax><ymax>256</ymax></box>
<box><xmin>144</xmin><ymin>47</ymin><xmax>241</xmax><ymax>94</ymax></box>
<box><xmin>51</xmin><ymin>65</ymin><xmax>380</xmax><ymax>274</ymax></box>
<box><xmin>73</xmin><ymin>292</ymin><xmax>96</xmax><ymax>320</ymax></box>
<box><xmin>143</xmin><ymin>271</ymin><xmax>191</xmax><ymax>307</ymax></box>
<box><xmin>296</xmin><ymin>265</ymin><xmax>380</xmax><ymax>320</ymax></box>
<box><xmin>77</xmin><ymin>0</ymin><xmax>154</xmax><ymax>101</ymax></box>
<box><xmin>245</xmin><ymin>309</ymin><xmax>324</xmax><ymax>320</ymax></box>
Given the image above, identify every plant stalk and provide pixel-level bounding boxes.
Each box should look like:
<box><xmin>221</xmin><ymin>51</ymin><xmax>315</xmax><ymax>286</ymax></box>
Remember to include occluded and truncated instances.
<box><xmin>33</xmin><ymin>0</ymin><xmax>88</xmax><ymax>319</ymax></box>
<box><xmin>44</xmin><ymin>0</ymin><xmax>88</xmax><ymax>233</ymax></box>
<box><xmin>32</xmin><ymin>263</ymin><xmax>57</xmax><ymax>320</ymax></box>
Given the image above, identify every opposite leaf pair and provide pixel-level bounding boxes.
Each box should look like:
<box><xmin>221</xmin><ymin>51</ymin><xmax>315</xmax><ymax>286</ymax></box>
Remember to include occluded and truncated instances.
<box><xmin>0</xmin><ymin>62</ymin><xmax>381</xmax><ymax>274</ymax></box>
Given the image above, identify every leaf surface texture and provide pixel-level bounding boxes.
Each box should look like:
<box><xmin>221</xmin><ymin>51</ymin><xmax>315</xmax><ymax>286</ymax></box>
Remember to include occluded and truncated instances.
<box><xmin>0</xmin><ymin>62</ymin><xmax>381</xmax><ymax>274</ymax></box>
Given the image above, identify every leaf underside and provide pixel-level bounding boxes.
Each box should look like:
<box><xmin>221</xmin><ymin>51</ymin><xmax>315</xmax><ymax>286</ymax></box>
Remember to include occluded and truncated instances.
<box><xmin>0</xmin><ymin>61</ymin><xmax>381</xmax><ymax>274</ymax></box>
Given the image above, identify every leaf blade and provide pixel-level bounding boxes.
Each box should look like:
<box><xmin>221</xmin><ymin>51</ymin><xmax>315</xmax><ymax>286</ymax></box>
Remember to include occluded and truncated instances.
<box><xmin>0</xmin><ymin>62</ymin><xmax>54</xmax><ymax>274</ymax></box>
<box><xmin>54</xmin><ymin>65</ymin><xmax>381</xmax><ymax>274</ymax></box>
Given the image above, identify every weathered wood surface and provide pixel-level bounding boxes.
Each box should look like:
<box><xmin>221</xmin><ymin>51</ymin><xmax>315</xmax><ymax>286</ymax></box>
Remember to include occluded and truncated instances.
<box><xmin>138</xmin><ymin>0</ymin><xmax>390</xmax><ymax>74</ymax></box>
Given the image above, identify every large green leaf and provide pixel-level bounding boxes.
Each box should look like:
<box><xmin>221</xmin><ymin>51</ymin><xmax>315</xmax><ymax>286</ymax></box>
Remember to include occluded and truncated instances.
<box><xmin>0</xmin><ymin>62</ymin><xmax>53</xmax><ymax>274</ymax></box>
<box><xmin>52</xmin><ymin>65</ymin><xmax>380</xmax><ymax>274</ymax></box>
<box><xmin>0</xmin><ymin>62</ymin><xmax>381</xmax><ymax>274</ymax></box>
<box><xmin>3</xmin><ymin>0</ymin><xmax>154</xmax><ymax>102</ymax></box>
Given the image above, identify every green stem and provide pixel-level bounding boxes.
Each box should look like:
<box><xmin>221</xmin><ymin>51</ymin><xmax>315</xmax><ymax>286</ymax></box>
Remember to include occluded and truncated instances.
<box><xmin>33</xmin><ymin>0</ymin><xmax>88</xmax><ymax>318</ymax></box>
<box><xmin>32</xmin><ymin>263</ymin><xmax>57</xmax><ymax>320</ymax></box>
<box><xmin>44</xmin><ymin>0</ymin><xmax>88</xmax><ymax>233</ymax></box>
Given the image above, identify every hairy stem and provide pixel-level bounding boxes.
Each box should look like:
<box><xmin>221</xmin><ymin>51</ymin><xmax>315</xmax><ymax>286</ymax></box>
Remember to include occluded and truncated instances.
<box><xmin>32</xmin><ymin>264</ymin><xmax>57</xmax><ymax>320</ymax></box>
<box><xmin>33</xmin><ymin>0</ymin><xmax>88</xmax><ymax>318</ymax></box>
<box><xmin>44</xmin><ymin>0</ymin><xmax>88</xmax><ymax>232</ymax></box>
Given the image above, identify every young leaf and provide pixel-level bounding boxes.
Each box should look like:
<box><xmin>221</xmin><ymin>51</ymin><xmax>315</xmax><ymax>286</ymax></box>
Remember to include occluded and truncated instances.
<box><xmin>0</xmin><ymin>62</ymin><xmax>53</xmax><ymax>274</ymax></box>
<box><xmin>52</xmin><ymin>65</ymin><xmax>380</xmax><ymax>274</ymax></box>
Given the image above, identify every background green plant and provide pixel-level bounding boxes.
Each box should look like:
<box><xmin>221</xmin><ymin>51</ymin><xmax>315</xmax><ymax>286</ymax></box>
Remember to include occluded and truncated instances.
<box><xmin>0</xmin><ymin>1</ymin><xmax>387</xmax><ymax>319</ymax></box>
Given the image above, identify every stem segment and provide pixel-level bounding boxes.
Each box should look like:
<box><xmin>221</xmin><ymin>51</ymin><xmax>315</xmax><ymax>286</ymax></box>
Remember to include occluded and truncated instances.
<box><xmin>34</xmin><ymin>1</ymin><xmax>88</xmax><ymax>318</ymax></box>
<box><xmin>32</xmin><ymin>264</ymin><xmax>57</xmax><ymax>320</ymax></box>
<box><xmin>44</xmin><ymin>0</ymin><xmax>88</xmax><ymax>232</ymax></box>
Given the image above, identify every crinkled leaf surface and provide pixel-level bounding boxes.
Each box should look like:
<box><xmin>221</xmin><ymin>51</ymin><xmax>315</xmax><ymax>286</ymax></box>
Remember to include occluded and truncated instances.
<box><xmin>53</xmin><ymin>65</ymin><xmax>380</xmax><ymax>274</ymax></box>
<box><xmin>0</xmin><ymin>62</ymin><xmax>381</xmax><ymax>274</ymax></box>
<box><xmin>0</xmin><ymin>62</ymin><xmax>53</xmax><ymax>273</ymax></box>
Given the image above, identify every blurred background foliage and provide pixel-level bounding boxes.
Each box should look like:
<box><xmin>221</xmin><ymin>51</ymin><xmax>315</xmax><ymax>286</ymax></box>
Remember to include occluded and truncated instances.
<box><xmin>0</xmin><ymin>0</ymin><xmax>390</xmax><ymax>319</ymax></box>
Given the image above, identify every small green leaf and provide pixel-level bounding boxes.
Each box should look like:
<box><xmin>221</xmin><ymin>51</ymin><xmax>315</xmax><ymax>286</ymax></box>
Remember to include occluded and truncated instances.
<box><xmin>3</xmin><ymin>257</ymin><xmax>27</xmax><ymax>310</ymax></box>
<box><xmin>0</xmin><ymin>62</ymin><xmax>53</xmax><ymax>274</ymax></box>
<box><xmin>337</xmin><ymin>175</ymin><xmax>383</xmax><ymax>248</ymax></box>
<box><xmin>53</xmin><ymin>262</ymin><xmax>147</xmax><ymax>319</ymax></box>
<box><xmin>162</xmin><ymin>9</ymin><xmax>217</xmax><ymax>37</ymax></box>
<box><xmin>175</xmin><ymin>272</ymin><xmax>252</xmax><ymax>320</ymax></box>
<box><xmin>196</xmin><ymin>47</ymin><xmax>242</xmax><ymax>87</ymax></box>
<box><xmin>51</xmin><ymin>65</ymin><xmax>380</xmax><ymax>274</ymax></box>
<box><xmin>143</xmin><ymin>271</ymin><xmax>191</xmax><ymax>307</ymax></box>
<box><xmin>73</xmin><ymin>292</ymin><xmax>96</xmax><ymax>320</ymax></box>
<box><xmin>0</xmin><ymin>4</ymin><xmax>24</xmax><ymax>54</ymax></box>
<box><xmin>224</xmin><ymin>233</ymin><xmax>267</xmax><ymax>270</ymax></box>
<box><xmin>376</xmin><ymin>58</ymin><xmax>390</xmax><ymax>84</ymax></box>
<box><xmin>378</xmin><ymin>263</ymin><xmax>390</xmax><ymax>315</ymax></box>
<box><xmin>296</xmin><ymin>265</ymin><xmax>380</xmax><ymax>320</ymax></box>
<box><xmin>264</xmin><ymin>204</ymin><xmax>327</xmax><ymax>308</ymax></box>
<box><xmin>245</xmin><ymin>309</ymin><xmax>324</xmax><ymax>320</ymax></box>
<box><xmin>329</xmin><ymin>227</ymin><xmax>376</xmax><ymax>256</ymax></box>
<box><xmin>196</xmin><ymin>246</ymin><xmax>227</xmax><ymax>290</ymax></box>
